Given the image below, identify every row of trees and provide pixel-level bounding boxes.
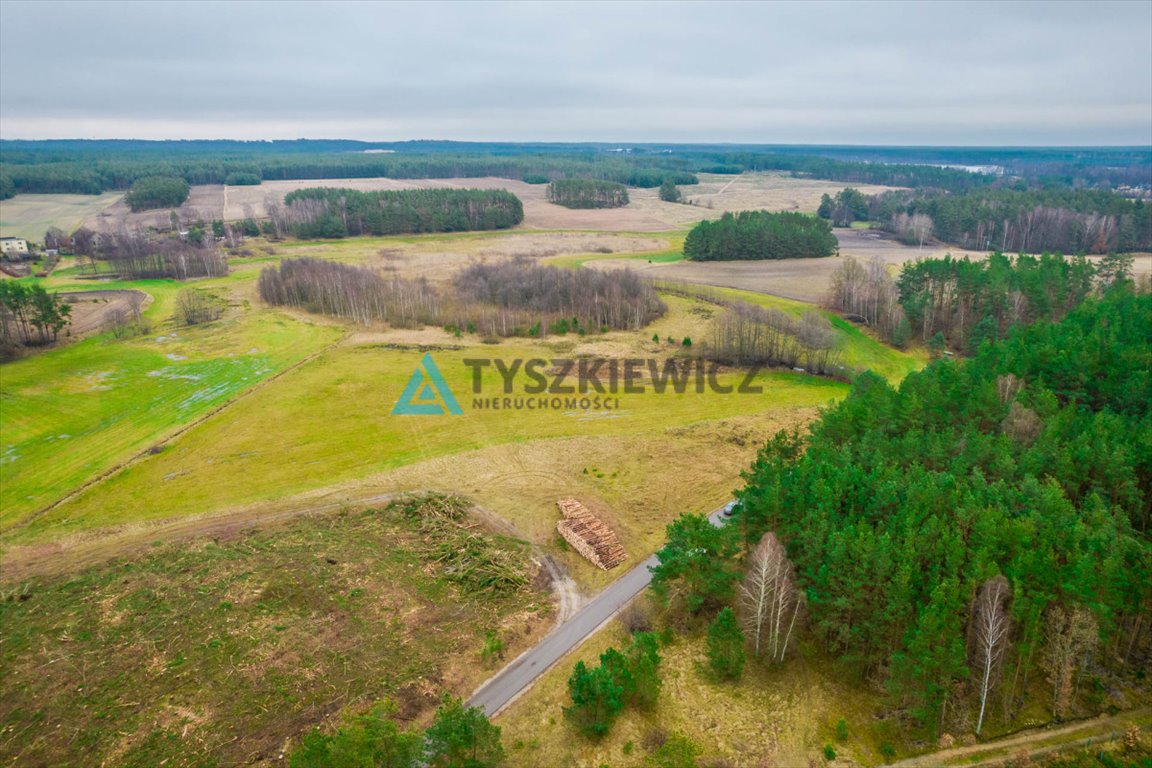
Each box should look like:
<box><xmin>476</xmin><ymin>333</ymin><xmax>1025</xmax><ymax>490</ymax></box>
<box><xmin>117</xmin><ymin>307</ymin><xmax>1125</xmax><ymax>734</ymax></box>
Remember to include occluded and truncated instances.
<box><xmin>280</xmin><ymin>187</ymin><xmax>524</xmax><ymax>238</ymax></box>
<box><xmin>123</xmin><ymin>175</ymin><xmax>190</xmax><ymax>211</ymax></box>
<box><xmin>290</xmin><ymin>696</ymin><xmax>503</xmax><ymax>768</ymax></box>
<box><xmin>826</xmin><ymin>252</ymin><xmax>1135</xmax><ymax>353</ymax></box>
<box><xmin>0</xmin><ymin>281</ymin><xmax>71</xmax><ymax>354</ymax></box>
<box><xmin>258</xmin><ymin>256</ymin><xmax>666</xmax><ymax>336</ymax></box>
<box><xmin>683</xmin><ymin>211</ymin><xmax>839</xmax><ymax>261</ymax></box>
<box><xmin>840</xmin><ymin>186</ymin><xmax>1152</xmax><ymax>254</ymax></box>
<box><xmin>546</xmin><ymin>179</ymin><xmax>630</xmax><ymax>208</ymax></box>
<box><xmin>736</xmin><ymin>286</ymin><xmax>1150</xmax><ymax>731</ymax></box>
<box><xmin>71</xmin><ymin>227</ymin><xmax>228</xmax><ymax>280</ymax></box>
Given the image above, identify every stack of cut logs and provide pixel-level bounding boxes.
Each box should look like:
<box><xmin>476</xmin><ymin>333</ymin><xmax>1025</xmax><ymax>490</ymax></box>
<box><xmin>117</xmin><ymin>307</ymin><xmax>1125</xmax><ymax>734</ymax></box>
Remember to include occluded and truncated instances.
<box><xmin>556</xmin><ymin>498</ymin><xmax>627</xmax><ymax>570</ymax></box>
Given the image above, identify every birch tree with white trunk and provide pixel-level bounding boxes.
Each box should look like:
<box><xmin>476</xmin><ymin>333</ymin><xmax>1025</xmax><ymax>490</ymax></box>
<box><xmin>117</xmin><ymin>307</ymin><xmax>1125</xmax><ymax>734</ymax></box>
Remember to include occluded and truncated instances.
<box><xmin>969</xmin><ymin>575</ymin><xmax>1012</xmax><ymax>735</ymax></box>
<box><xmin>740</xmin><ymin>532</ymin><xmax>802</xmax><ymax>662</ymax></box>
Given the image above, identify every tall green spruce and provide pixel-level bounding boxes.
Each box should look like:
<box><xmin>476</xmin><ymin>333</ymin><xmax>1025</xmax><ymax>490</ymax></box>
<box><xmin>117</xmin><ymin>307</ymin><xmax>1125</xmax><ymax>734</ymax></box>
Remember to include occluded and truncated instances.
<box><xmin>737</xmin><ymin>285</ymin><xmax>1151</xmax><ymax>731</ymax></box>
<box><xmin>707</xmin><ymin>607</ymin><xmax>746</xmax><ymax>680</ymax></box>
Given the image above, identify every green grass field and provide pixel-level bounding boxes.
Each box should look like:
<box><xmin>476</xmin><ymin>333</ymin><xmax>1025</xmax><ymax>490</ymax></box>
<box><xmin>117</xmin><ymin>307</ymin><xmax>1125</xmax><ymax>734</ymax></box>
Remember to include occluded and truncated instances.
<box><xmin>1</xmin><ymin>230</ymin><xmax>923</xmax><ymax>547</ymax></box>
<box><xmin>0</xmin><ymin>292</ymin><xmax>342</xmax><ymax>530</ymax></box>
<box><xmin>16</xmin><ymin>338</ymin><xmax>848</xmax><ymax>542</ymax></box>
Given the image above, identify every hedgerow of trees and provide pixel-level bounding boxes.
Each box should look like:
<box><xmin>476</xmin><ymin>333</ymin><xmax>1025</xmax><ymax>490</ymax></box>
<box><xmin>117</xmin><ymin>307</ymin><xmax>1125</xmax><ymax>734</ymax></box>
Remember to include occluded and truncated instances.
<box><xmin>279</xmin><ymin>187</ymin><xmax>523</xmax><ymax>238</ymax></box>
<box><xmin>258</xmin><ymin>256</ymin><xmax>665</xmax><ymax>336</ymax></box>
<box><xmin>734</xmin><ymin>286</ymin><xmax>1151</xmax><ymax>731</ymax></box>
<box><xmin>683</xmin><ymin>211</ymin><xmax>838</xmax><ymax>261</ymax></box>
<box><xmin>546</xmin><ymin>179</ymin><xmax>630</xmax><ymax>209</ymax></box>
<box><xmin>71</xmin><ymin>227</ymin><xmax>228</xmax><ymax>280</ymax></box>
<box><xmin>123</xmin><ymin>175</ymin><xmax>191</xmax><ymax>211</ymax></box>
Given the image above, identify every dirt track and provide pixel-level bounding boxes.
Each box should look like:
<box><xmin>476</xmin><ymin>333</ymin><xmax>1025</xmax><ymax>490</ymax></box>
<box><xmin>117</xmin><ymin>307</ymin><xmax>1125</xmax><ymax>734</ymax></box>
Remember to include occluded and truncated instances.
<box><xmin>884</xmin><ymin>708</ymin><xmax>1151</xmax><ymax>767</ymax></box>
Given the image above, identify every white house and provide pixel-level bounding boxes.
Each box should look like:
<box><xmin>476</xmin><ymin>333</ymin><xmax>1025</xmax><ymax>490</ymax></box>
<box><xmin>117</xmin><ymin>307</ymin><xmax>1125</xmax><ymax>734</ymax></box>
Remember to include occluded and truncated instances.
<box><xmin>0</xmin><ymin>237</ymin><xmax>30</xmax><ymax>258</ymax></box>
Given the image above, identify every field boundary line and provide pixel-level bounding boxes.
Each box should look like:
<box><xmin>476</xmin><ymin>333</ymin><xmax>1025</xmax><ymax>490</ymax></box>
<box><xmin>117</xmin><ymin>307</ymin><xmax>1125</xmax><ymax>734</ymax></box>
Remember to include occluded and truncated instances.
<box><xmin>3</xmin><ymin>333</ymin><xmax>347</xmax><ymax>536</ymax></box>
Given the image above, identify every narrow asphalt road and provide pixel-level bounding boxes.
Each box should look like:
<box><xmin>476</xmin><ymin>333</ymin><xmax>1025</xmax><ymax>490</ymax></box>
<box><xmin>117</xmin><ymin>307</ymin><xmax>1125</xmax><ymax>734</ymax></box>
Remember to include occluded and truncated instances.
<box><xmin>467</xmin><ymin>506</ymin><xmax>729</xmax><ymax>717</ymax></box>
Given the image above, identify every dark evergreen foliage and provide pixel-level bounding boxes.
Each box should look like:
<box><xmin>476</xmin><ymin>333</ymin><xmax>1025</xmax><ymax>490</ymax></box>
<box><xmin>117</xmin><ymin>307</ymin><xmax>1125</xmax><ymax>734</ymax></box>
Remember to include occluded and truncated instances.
<box><xmin>738</xmin><ymin>287</ymin><xmax>1152</xmax><ymax>728</ymax></box>
<box><xmin>546</xmin><ymin>179</ymin><xmax>630</xmax><ymax>209</ymax></box>
<box><xmin>282</xmin><ymin>187</ymin><xmax>523</xmax><ymax>237</ymax></box>
<box><xmin>123</xmin><ymin>175</ymin><xmax>191</xmax><ymax>211</ymax></box>
<box><xmin>684</xmin><ymin>211</ymin><xmax>838</xmax><ymax>261</ymax></box>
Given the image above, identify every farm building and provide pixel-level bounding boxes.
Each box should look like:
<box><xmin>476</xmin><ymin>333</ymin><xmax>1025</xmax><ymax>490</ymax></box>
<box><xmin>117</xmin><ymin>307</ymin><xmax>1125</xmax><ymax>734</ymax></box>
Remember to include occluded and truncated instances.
<box><xmin>0</xmin><ymin>237</ymin><xmax>30</xmax><ymax>259</ymax></box>
<box><xmin>556</xmin><ymin>498</ymin><xmax>627</xmax><ymax>570</ymax></box>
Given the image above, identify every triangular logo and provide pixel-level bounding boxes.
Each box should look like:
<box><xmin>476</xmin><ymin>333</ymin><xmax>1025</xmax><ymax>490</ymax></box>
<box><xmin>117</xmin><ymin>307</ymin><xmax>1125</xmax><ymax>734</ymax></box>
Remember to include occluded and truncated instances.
<box><xmin>392</xmin><ymin>353</ymin><xmax>463</xmax><ymax>415</ymax></box>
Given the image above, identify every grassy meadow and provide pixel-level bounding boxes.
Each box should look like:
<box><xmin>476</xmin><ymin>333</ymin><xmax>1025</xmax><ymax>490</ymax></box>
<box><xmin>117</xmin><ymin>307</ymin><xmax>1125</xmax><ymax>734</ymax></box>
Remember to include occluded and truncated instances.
<box><xmin>0</xmin><ymin>289</ymin><xmax>342</xmax><ymax>529</ymax></box>
<box><xmin>0</xmin><ymin>502</ymin><xmax>551</xmax><ymax>767</ymax></box>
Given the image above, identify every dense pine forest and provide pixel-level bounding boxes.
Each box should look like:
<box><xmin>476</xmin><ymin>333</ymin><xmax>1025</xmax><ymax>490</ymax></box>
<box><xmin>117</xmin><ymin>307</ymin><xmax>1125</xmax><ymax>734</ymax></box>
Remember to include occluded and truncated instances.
<box><xmin>3</xmin><ymin>140</ymin><xmax>1147</xmax><ymax>199</ymax></box>
<box><xmin>684</xmin><ymin>210</ymin><xmax>839</xmax><ymax>261</ymax></box>
<box><xmin>822</xmin><ymin>187</ymin><xmax>1152</xmax><ymax>254</ymax></box>
<box><xmin>279</xmin><ymin>187</ymin><xmax>523</xmax><ymax>238</ymax></box>
<box><xmin>736</xmin><ymin>285</ymin><xmax>1151</xmax><ymax>732</ymax></box>
<box><xmin>545</xmin><ymin>179</ymin><xmax>630</xmax><ymax>209</ymax></box>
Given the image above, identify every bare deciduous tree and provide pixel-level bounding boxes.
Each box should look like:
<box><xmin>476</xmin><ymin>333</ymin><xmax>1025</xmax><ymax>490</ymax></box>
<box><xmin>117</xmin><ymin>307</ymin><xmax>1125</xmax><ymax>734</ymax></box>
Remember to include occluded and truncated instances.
<box><xmin>740</xmin><ymin>532</ymin><xmax>802</xmax><ymax>661</ymax></box>
<box><xmin>970</xmin><ymin>575</ymin><xmax>1012</xmax><ymax>735</ymax></box>
<box><xmin>1042</xmin><ymin>604</ymin><xmax>1098</xmax><ymax>720</ymax></box>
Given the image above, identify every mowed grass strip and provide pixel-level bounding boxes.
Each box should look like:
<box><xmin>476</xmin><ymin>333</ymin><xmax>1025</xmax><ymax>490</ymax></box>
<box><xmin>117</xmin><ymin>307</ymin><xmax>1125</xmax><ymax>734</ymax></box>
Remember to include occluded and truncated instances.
<box><xmin>20</xmin><ymin>342</ymin><xmax>847</xmax><ymax>541</ymax></box>
<box><xmin>0</xmin><ymin>307</ymin><xmax>341</xmax><ymax>528</ymax></box>
<box><xmin>0</xmin><ymin>504</ymin><xmax>549</xmax><ymax>767</ymax></box>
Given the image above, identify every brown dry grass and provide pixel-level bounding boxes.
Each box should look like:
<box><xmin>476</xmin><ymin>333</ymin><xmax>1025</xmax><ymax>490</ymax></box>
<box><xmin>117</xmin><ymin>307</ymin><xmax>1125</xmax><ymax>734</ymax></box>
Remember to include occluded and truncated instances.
<box><xmin>79</xmin><ymin>172</ymin><xmax>903</xmax><ymax>234</ymax></box>
<box><xmin>498</xmin><ymin>623</ymin><xmax>888</xmax><ymax>768</ymax></box>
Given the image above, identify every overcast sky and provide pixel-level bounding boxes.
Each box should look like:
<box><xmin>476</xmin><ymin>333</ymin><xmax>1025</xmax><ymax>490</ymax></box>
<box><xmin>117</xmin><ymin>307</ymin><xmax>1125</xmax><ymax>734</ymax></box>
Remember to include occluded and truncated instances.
<box><xmin>1</xmin><ymin>0</ymin><xmax>1150</xmax><ymax>145</ymax></box>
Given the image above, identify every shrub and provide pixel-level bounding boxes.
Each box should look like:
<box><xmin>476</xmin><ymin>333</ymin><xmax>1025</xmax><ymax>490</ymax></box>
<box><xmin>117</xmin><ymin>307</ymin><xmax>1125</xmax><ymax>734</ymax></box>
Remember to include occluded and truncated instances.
<box><xmin>823</xmin><ymin>744</ymin><xmax>837</xmax><ymax>761</ymax></box>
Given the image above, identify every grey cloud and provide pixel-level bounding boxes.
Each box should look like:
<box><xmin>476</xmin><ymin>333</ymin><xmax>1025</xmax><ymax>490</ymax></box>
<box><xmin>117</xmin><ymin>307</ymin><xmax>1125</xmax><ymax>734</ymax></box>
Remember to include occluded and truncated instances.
<box><xmin>1</xmin><ymin>0</ymin><xmax>1149</xmax><ymax>144</ymax></box>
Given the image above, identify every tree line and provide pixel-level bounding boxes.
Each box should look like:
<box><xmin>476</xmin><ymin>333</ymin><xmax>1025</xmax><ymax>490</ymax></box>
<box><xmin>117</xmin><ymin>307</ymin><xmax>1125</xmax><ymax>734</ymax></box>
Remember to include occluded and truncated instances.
<box><xmin>826</xmin><ymin>251</ymin><xmax>1135</xmax><ymax>353</ymax></box>
<box><xmin>258</xmin><ymin>256</ymin><xmax>666</xmax><ymax>337</ymax></box>
<box><xmin>546</xmin><ymin>179</ymin><xmax>630</xmax><ymax>209</ymax></box>
<box><xmin>683</xmin><ymin>210</ymin><xmax>839</xmax><ymax>261</ymax></box>
<box><xmin>734</xmin><ymin>286</ymin><xmax>1150</xmax><ymax>732</ymax></box>
<box><xmin>825</xmin><ymin>186</ymin><xmax>1152</xmax><ymax>254</ymax></box>
<box><xmin>279</xmin><ymin>187</ymin><xmax>524</xmax><ymax>238</ymax></box>
<box><xmin>0</xmin><ymin>140</ymin><xmax>700</xmax><ymax>196</ymax></box>
<box><xmin>71</xmin><ymin>227</ymin><xmax>228</xmax><ymax>280</ymax></box>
